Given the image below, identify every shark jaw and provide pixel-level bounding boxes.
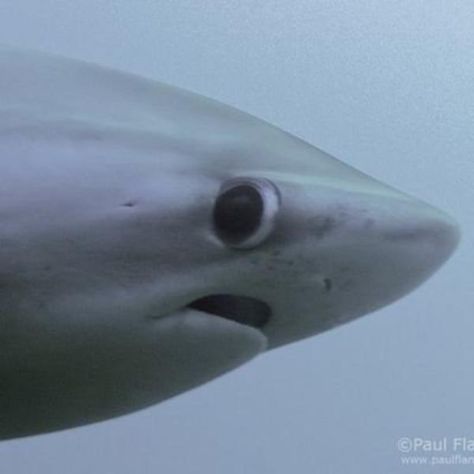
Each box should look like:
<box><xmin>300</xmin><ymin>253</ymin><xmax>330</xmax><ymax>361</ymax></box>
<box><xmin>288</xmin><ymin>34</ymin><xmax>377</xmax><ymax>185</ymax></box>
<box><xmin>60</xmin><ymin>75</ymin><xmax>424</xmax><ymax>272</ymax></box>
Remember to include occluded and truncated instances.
<box><xmin>188</xmin><ymin>294</ymin><xmax>272</xmax><ymax>329</ymax></box>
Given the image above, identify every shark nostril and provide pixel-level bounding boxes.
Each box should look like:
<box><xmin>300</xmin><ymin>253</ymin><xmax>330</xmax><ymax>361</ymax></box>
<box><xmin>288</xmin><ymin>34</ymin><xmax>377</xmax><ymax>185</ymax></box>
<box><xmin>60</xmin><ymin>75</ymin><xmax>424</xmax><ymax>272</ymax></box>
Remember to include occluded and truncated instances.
<box><xmin>323</xmin><ymin>278</ymin><xmax>333</xmax><ymax>292</ymax></box>
<box><xmin>188</xmin><ymin>294</ymin><xmax>272</xmax><ymax>329</ymax></box>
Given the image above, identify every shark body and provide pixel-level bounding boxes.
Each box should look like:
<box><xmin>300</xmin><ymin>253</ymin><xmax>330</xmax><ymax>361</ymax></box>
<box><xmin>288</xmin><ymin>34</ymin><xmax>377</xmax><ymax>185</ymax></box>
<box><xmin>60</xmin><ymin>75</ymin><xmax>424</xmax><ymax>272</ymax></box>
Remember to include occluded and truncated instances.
<box><xmin>0</xmin><ymin>47</ymin><xmax>459</xmax><ymax>440</ymax></box>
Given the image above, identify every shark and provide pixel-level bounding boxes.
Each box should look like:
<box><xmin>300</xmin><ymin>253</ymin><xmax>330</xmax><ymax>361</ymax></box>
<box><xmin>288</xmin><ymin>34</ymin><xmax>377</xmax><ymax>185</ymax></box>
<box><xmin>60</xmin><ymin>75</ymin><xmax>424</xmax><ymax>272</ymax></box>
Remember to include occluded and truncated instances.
<box><xmin>0</xmin><ymin>46</ymin><xmax>459</xmax><ymax>440</ymax></box>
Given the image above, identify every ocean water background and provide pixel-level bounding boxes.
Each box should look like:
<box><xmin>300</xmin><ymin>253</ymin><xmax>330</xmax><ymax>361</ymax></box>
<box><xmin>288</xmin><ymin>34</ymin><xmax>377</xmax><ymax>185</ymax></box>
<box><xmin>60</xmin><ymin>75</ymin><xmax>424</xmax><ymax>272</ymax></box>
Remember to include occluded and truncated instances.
<box><xmin>0</xmin><ymin>1</ymin><xmax>472</xmax><ymax>472</ymax></box>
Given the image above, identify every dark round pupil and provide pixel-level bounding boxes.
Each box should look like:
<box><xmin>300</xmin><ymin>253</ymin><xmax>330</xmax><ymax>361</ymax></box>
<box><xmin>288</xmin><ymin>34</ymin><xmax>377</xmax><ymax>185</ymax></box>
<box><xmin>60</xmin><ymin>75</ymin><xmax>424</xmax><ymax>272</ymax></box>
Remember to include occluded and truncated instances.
<box><xmin>213</xmin><ymin>185</ymin><xmax>264</xmax><ymax>244</ymax></box>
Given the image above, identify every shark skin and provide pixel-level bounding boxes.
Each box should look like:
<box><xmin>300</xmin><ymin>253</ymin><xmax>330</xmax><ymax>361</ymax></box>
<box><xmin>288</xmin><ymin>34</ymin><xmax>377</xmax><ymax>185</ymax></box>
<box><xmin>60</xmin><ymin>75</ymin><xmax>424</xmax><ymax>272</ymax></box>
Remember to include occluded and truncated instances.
<box><xmin>0</xmin><ymin>46</ymin><xmax>459</xmax><ymax>440</ymax></box>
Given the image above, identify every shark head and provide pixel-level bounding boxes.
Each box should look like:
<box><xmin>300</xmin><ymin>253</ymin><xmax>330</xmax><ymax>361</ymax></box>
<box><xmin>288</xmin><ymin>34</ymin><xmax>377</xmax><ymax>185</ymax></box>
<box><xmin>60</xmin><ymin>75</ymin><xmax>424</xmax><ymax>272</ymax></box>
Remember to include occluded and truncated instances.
<box><xmin>188</xmin><ymin>154</ymin><xmax>459</xmax><ymax>350</ymax></box>
<box><xmin>0</xmin><ymin>47</ymin><xmax>460</xmax><ymax>439</ymax></box>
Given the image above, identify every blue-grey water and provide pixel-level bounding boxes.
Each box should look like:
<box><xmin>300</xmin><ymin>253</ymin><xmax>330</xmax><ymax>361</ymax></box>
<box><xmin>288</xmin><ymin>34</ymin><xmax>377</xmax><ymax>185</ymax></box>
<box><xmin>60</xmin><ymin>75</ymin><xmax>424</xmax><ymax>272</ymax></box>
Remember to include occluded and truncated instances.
<box><xmin>0</xmin><ymin>1</ymin><xmax>472</xmax><ymax>473</ymax></box>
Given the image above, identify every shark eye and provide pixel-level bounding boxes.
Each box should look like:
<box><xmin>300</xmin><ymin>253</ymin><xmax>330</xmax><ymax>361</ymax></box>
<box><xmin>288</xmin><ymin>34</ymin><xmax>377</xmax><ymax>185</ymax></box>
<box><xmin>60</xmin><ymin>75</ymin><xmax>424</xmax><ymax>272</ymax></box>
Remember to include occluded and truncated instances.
<box><xmin>213</xmin><ymin>177</ymin><xmax>280</xmax><ymax>249</ymax></box>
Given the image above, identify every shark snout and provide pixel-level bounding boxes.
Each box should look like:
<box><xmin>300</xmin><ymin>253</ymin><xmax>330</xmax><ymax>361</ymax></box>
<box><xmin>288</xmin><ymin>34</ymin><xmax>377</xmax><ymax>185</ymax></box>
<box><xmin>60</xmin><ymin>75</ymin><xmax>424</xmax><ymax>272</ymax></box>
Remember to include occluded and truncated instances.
<box><xmin>257</xmin><ymin>176</ymin><xmax>461</xmax><ymax>348</ymax></box>
<box><xmin>338</xmin><ymin>195</ymin><xmax>461</xmax><ymax>315</ymax></box>
<box><xmin>286</xmin><ymin>190</ymin><xmax>461</xmax><ymax>339</ymax></box>
<box><xmin>379</xmin><ymin>198</ymin><xmax>460</xmax><ymax>277</ymax></box>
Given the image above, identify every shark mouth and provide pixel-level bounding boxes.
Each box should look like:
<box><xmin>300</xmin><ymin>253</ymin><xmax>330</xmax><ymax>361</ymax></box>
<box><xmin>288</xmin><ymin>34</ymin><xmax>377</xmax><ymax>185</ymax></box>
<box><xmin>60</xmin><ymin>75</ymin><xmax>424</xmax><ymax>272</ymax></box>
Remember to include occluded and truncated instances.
<box><xmin>188</xmin><ymin>295</ymin><xmax>271</xmax><ymax>329</ymax></box>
